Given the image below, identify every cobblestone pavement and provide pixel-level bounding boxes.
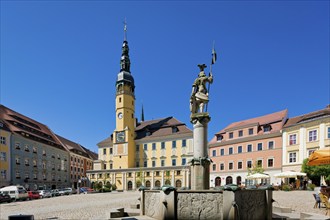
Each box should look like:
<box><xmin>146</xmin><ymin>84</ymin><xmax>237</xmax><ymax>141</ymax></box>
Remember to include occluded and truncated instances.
<box><xmin>0</xmin><ymin>190</ymin><xmax>328</xmax><ymax>220</ymax></box>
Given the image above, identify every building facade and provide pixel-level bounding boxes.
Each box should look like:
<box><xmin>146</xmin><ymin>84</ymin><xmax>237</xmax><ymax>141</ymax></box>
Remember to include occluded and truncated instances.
<box><xmin>0</xmin><ymin>105</ymin><xmax>97</xmax><ymax>190</ymax></box>
<box><xmin>282</xmin><ymin>105</ymin><xmax>330</xmax><ymax>173</ymax></box>
<box><xmin>56</xmin><ymin>135</ymin><xmax>97</xmax><ymax>188</ymax></box>
<box><xmin>209</xmin><ymin>110</ymin><xmax>288</xmax><ymax>187</ymax></box>
<box><xmin>0</xmin><ymin>120</ymin><xmax>11</xmax><ymax>187</ymax></box>
<box><xmin>86</xmin><ymin>33</ymin><xmax>193</xmax><ymax>191</ymax></box>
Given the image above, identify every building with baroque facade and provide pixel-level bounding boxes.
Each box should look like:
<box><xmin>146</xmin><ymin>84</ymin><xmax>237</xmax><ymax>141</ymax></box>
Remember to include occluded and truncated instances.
<box><xmin>282</xmin><ymin>105</ymin><xmax>330</xmax><ymax>174</ymax></box>
<box><xmin>0</xmin><ymin>105</ymin><xmax>97</xmax><ymax>189</ymax></box>
<box><xmin>208</xmin><ymin>110</ymin><xmax>288</xmax><ymax>187</ymax></box>
<box><xmin>86</xmin><ymin>33</ymin><xmax>193</xmax><ymax>191</ymax></box>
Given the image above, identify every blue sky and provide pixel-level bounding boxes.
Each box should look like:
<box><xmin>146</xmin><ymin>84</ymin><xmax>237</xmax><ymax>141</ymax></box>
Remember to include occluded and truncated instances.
<box><xmin>1</xmin><ymin>1</ymin><xmax>329</xmax><ymax>153</ymax></box>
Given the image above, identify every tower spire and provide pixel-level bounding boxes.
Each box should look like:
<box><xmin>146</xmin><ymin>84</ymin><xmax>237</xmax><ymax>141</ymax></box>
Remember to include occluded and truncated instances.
<box><xmin>123</xmin><ymin>18</ymin><xmax>127</xmax><ymax>41</ymax></box>
<box><xmin>141</xmin><ymin>104</ymin><xmax>145</xmax><ymax>122</ymax></box>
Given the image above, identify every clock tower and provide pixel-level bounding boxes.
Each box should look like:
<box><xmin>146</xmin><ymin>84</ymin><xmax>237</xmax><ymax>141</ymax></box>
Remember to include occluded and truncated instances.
<box><xmin>113</xmin><ymin>23</ymin><xmax>136</xmax><ymax>168</ymax></box>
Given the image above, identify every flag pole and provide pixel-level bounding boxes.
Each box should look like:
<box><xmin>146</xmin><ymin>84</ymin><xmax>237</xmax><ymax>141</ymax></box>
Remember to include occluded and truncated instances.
<box><xmin>206</xmin><ymin>41</ymin><xmax>215</xmax><ymax>112</ymax></box>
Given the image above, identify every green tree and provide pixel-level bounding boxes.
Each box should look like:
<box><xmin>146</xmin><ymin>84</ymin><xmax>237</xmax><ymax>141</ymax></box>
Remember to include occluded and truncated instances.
<box><xmin>247</xmin><ymin>162</ymin><xmax>265</xmax><ymax>175</ymax></box>
<box><xmin>302</xmin><ymin>158</ymin><xmax>330</xmax><ymax>184</ymax></box>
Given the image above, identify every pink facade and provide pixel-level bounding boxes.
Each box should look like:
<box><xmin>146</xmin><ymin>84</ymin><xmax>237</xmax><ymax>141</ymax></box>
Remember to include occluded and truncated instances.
<box><xmin>208</xmin><ymin>110</ymin><xmax>288</xmax><ymax>187</ymax></box>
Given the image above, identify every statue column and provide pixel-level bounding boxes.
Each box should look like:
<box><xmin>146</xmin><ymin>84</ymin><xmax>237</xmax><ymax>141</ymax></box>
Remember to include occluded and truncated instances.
<box><xmin>190</xmin><ymin>114</ymin><xmax>211</xmax><ymax>190</ymax></box>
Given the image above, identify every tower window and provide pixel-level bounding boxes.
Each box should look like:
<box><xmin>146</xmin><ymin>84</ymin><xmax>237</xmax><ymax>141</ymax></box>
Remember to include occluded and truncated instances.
<box><xmin>119</xmin><ymin>97</ymin><xmax>122</xmax><ymax>103</ymax></box>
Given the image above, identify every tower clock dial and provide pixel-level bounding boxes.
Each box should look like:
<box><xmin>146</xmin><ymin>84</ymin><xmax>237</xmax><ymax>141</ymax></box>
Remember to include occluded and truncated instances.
<box><xmin>116</xmin><ymin>131</ymin><xmax>125</xmax><ymax>143</ymax></box>
<box><xmin>118</xmin><ymin>112</ymin><xmax>123</xmax><ymax>119</ymax></box>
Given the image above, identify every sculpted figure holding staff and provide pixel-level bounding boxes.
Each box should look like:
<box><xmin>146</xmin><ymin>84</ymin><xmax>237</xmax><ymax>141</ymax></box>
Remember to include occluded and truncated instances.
<box><xmin>190</xmin><ymin>64</ymin><xmax>213</xmax><ymax>114</ymax></box>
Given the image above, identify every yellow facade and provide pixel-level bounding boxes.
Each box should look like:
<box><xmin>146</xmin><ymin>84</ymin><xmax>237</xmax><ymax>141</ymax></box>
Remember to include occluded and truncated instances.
<box><xmin>87</xmin><ymin>37</ymin><xmax>194</xmax><ymax>191</ymax></box>
<box><xmin>0</xmin><ymin>126</ymin><xmax>11</xmax><ymax>186</ymax></box>
<box><xmin>282</xmin><ymin>108</ymin><xmax>330</xmax><ymax>171</ymax></box>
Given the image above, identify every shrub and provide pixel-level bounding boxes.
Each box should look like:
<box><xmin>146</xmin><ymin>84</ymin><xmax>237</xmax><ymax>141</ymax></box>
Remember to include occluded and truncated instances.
<box><xmin>282</xmin><ymin>184</ymin><xmax>291</xmax><ymax>191</ymax></box>
<box><xmin>307</xmin><ymin>183</ymin><xmax>316</xmax><ymax>191</ymax></box>
<box><xmin>112</xmin><ymin>184</ymin><xmax>117</xmax><ymax>190</ymax></box>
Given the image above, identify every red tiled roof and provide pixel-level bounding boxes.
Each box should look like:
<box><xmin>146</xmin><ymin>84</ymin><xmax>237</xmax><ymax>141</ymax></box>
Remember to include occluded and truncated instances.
<box><xmin>216</xmin><ymin>109</ymin><xmax>288</xmax><ymax>134</ymax></box>
<box><xmin>0</xmin><ymin>104</ymin><xmax>65</xmax><ymax>150</ymax></box>
<box><xmin>284</xmin><ymin>105</ymin><xmax>330</xmax><ymax>128</ymax></box>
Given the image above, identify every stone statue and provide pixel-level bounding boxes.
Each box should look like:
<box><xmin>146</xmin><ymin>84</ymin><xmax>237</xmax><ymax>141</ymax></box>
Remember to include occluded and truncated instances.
<box><xmin>190</xmin><ymin>64</ymin><xmax>213</xmax><ymax>115</ymax></box>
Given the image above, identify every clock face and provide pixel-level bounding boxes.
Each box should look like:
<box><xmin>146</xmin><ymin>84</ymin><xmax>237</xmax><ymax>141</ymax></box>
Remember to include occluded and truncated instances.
<box><xmin>118</xmin><ymin>112</ymin><xmax>123</xmax><ymax>119</ymax></box>
<box><xmin>116</xmin><ymin>131</ymin><xmax>125</xmax><ymax>142</ymax></box>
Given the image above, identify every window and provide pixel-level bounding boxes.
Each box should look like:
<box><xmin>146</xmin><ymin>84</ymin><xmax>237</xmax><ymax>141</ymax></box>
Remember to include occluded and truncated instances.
<box><xmin>110</xmin><ymin>147</ymin><xmax>113</xmax><ymax>154</ymax></box>
<box><xmin>229</xmin><ymin>147</ymin><xmax>233</xmax><ymax>155</ymax></box>
<box><xmin>172</xmin><ymin>141</ymin><xmax>176</xmax><ymax>148</ymax></box>
<box><xmin>161</xmin><ymin>142</ymin><xmax>165</xmax><ymax>149</ymax></box>
<box><xmin>247</xmin><ymin>161</ymin><xmax>252</xmax><ymax>168</ymax></box>
<box><xmin>212</xmin><ymin>164</ymin><xmax>216</xmax><ymax>171</ymax></box>
<box><xmin>172</xmin><ymin>127</ymin><xmax>178</xmax><ymax>133</ymax></box>
<box><xmin>0</xmin><ymin>152</ymin><xmax>6</xmax><ymax>161</ymax></box>
<box><xmin>182</xmin><ymin>139</ymin><xmax>186</xmax><ymax>147</ymax></box>
<box><xmin>220</xmin><ymin>163</ymin><xmax>224</xmax><ymax>170</ymax></box>
<box><xmin>172</xmin><ymin>159</ymin><xmax>176</xmax><ymax>166</ymax></box>
<box><xmin>103</xmin><ymin>164</ymin><xmax>106</xmax><ymax>169</ymax></box>
<box><xmin>229</xmin><ymin>132</ymin><xmax>233</xmax><ymax>139</ymax></box>
<box><xmin>248</xmin><ymin>128</ymin><xmax>254</xmax><ymax>135</ymax></box>
<box><xmin>177</xmin><ymin>171</ymin><xmax>181</xmax><ymax>175</ymax></box>
<box><xmin>237</xmin><ymin>161</ymin><xmax>242</xmax><ymax>169</ymax></box>
<box><xmin>212</xmin><ymin>150</ymin><xmax>216</xmax><ymax>157</ymax></box>
<box><xmin>268</xmin><ymin>158</ymin><xmax>274</xmax><ymax>167</ymax></box>
<box><xmin>144</xmin><ymin>144</ymin><xmax>148</xmax><ymax>151</ymax></box>
<box><xmin>16</xmin><ymin>171</ymin><xmax>20</xmax><ymax>178</ymax></box>
<box><xmin>0</xmin><ymin>136</ymin><xmax>6</xmax><ymax>144</ymax></box>
<box><xmin>33</xmin><ymin>147</ymin><xmax>37</xmax><ymax>153</ymax></box>
<box><xmin>247</xmin><ymin>144</ymin><xmax>252</xmax><ymax>152</ymax></box>
<box><xmin>309</xmin><ymin>130</ymin><xmax>317</xmax><ymax>142</ymax></box>
<box><xmin>103</xmin><ymin>148</ymin><xmax>106</xmax><ymax>155</ymax></box>
<box><xmin>16</xmin><ymin>157</ymin><xmax>20</xmax><ymax>164</ymax></box>
<box><xmin>182</xmin><ymin>158</ymin><xmax>186</xmax><ymax>165</ymax></box>
<box><xmin>308</xmin><ymin>149</ymin><xmax>316</xmax><ymax>156</ymax></box>
<box><xmin>136</xmin><ymin>162</ymin><xmax>139</xmax><ymax>167</ymax></box>
<box><xmin>144</xmin><ymin>161</ymin><xmax>147</xmax><ymax>167</ymax></box>
<box><xmin>24</xmin><ymin>145</ymin><xmax>29</xmax><ymax>152</ymax></box>
<box><xmin>25</xmin><ymin>159</ymin><xmax>29</xmax><ymax>166</ymax></box>
<box><xmin>152</xmin><ymin>161</ymin><xmax>156</xmax><ymax>167</ymax></box>
<box><xmin>220</xmin><ymin>149</ymin><xmax>224</xmax><ymax>156</ymax></box>
<box><xmin>15</xmin><ymin>142</ymin><xmax>20</xmax><ymax>149</ymax></box>
<box><xmin>257</xmin><ymin>143</ymin><xmax>263</xmax><ymax>151</ymax></box>
<box><xmin>152</xmin><ymin>143</ymin><xmax>156</xmax><ymax>150</ymax></box>
<box><xmin>289</xmin><ymin>152</ymin><xmax>297</xmax><ymax>163</ymax></box>
<box><xmin>268</xmin><ymin>141</ymin><xmax>274</xmax><ymax>149</ymax></box>
<box><xmin>263</xmin><ymin>125</ymin><xmax>271</xmax><ymax>132</ymax></box>
<box><xmin>0</xmin><ymin>170</ymin><xmax>6</xmax><ymax>179</ymax></box>
<box><xmin>216</xmin><ymin>135</ymin><xmax>223</xmax><ymax>141</ymax></box>
<box><xmin>229</xmin><ymin>162</ymin><xmax>233</xmax><ymax>170</ymax></box>
<box><xmin>237</xmin><ymin>146</ymin><xmax>242</xmax><ymax>153</ymax></box>
<box><xmin>136</xmin><ymin>145</ymin><xmax>139</xmax><ymax>151</ymax></box>
<box><xmin>257</xmin><ymin>160</ymin><xmax>262</xmax><ymax>167</ymax></box>
<box><xmin>289</xmin><ymin>134</ymin><xmax>297</xmax><ymax>145</ymax></box>
<box><xmin>161</xmin><ymin>160</ymin><xmax>165</xmax><ymax>167</ymax></box>
<box><xmin>238</xmin><ymin>130</ymin><xmax>243</xmax><ymax>137</ymax></box>
<box><xmin>328</xmin><ymin>127</ymin><xmax>330</xmax><ymax>139</ymax></box>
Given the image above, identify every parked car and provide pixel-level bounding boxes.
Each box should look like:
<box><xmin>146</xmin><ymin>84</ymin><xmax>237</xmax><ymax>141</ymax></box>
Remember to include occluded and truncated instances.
<box><xmin>79</xmin><ymin>188</ymin><xmax>87</xmax><ymax>194</ymax></box>
<box><xmin>27</xmin><ymin>191</ymin><xmax>40</xmax><ymax>200</ymax></box>
<box><xmin>0</xmin><ymin>192</ymin><xmax>11</xmax><ymax>203</ymax></box>
<box><xmin>59</xmin><ymin>188</ymin><xmax>72</xmax><ymax>196</ymax></box>
<box><xmin>38</xmin><ymin>190</ymin><xmax>52</xmax><ymax>198</ymax></box>
<box><xmin>51</xmin><ymin>189</ymin><xmax>60</xmax><ymax>197</ymax></box>
<box><xmin>0</xmin><ymin>185</ymin><xmax>29</xmax><ymax>201</ymax></box>
<box><xmin>80</xmin><ymin>187</ymin><xmax>95</xmax><ymax>193</ymax></box>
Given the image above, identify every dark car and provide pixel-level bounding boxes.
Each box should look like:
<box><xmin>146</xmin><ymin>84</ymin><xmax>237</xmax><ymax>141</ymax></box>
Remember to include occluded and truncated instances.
<box><xmin>0</xmin><ymin>192</ymin><xmax>11</xmax><ymax>203</ymax></box>
<box><xmin>28</xmin><ymin>191</ymin><xmax>40</xmax><ymax>200</ymax></box>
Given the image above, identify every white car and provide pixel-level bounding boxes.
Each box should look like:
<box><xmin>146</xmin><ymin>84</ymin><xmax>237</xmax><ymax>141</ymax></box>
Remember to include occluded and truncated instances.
<box><xmin>38</xmin><ymin>190</ymin><xmax>52</xmax><ymax>198</ymax></box>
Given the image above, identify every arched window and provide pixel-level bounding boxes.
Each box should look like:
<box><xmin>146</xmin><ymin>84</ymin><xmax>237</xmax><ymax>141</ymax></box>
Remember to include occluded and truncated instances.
<box><xmin>127</xmin><ymin>181</ymin><xmax>133</xmax><ymax>190</ymax></box>
<box><xmin>176</xmin><ymin>180</ymin><xmax>182</xmax><ymax>188</ymax></box>
<box><xmin>226</xmin><ymin>176</ymin><xmax>233</xmax><ymax>185</ymax></box>
<box><xmin>165</xmin><ymin>179</ymin><xmax>171</xmax><ymax>185</ymax></box>
<box><xmin>155</xmin><ymin>180</ymin><xmax>161</xmax><ymax>187</ymax></box>
<box><xmin>215</xmin><ymin>177</ymin><xmax>221</xmax><ymax>186</ymax></box>
<box><xmin>236</xmin><ymin>176</ymin><xmax>242</xmax><ymax>185</ymax></box>
<box><xmin>146</xmin><ymin>180</ymin><xmax>151</xmax><ymax>188</ymax></box>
